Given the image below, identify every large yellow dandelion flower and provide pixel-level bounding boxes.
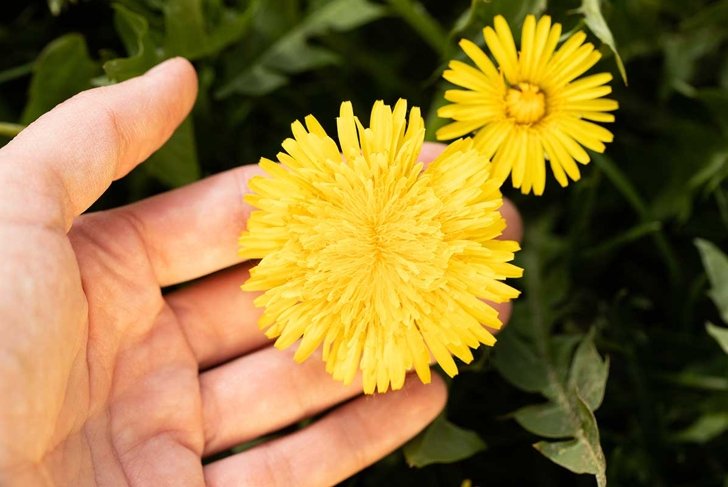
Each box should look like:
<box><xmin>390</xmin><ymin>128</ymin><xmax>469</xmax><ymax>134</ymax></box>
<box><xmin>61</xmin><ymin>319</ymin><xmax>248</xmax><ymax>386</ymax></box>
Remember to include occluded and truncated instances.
<box><xmin>437</xmin><ymin>15</ymin><xmax>619</xmax><ymax>195</ymax></box>
<box><xmin>239</xmin><ymin>100</ymin><xmax>522</xmax><ymax>394</ymax></box>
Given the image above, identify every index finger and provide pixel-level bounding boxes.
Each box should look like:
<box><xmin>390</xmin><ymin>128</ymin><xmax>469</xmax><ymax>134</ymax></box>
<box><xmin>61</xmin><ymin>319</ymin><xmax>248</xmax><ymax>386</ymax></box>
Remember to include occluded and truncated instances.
<box><xmin>79</xmin><ymin>141</ymin><xmax>522</xmax><ymax>289</ymax></box>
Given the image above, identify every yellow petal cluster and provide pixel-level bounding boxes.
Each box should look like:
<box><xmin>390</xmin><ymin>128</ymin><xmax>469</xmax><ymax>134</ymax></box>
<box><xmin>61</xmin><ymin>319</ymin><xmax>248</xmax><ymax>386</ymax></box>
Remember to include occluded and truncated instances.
<box><xmin>240</xmin><ymin>100</ymin><xmax>522</xmax><ymax>394</ymax></box>
<box><xmin>437</xmin><ymin>15</ymin><xmax>619</xmax><ymax>195</ymax></box>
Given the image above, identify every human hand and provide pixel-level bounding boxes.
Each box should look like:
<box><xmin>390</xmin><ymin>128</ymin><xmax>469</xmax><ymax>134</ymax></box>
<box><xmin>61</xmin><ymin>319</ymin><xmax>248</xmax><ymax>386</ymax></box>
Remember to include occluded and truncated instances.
<box><xmin>0</xmin><ymin>58</ymin><xmax>521</xmax><ymax>486</ymax></box>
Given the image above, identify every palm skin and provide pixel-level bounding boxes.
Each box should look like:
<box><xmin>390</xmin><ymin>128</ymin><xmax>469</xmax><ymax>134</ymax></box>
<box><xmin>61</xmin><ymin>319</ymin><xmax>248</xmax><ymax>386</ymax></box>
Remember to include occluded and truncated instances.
<box><xmin>0</xmin><ymin>59</ymin><xmax>520</xmax><ymax>486</ymax></box>
<box><xmin>6</xmin><ymin>215</ymin><xmax>204</xmax><ymax>485</ymax></box>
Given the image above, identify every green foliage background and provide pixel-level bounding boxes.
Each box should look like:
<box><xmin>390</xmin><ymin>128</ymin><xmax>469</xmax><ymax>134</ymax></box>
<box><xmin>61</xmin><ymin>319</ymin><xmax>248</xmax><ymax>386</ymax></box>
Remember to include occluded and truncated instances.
<box><xmin>1</xmin><ymin>0</ymin><xmax>727</xmax><ymax>485</ymax></box>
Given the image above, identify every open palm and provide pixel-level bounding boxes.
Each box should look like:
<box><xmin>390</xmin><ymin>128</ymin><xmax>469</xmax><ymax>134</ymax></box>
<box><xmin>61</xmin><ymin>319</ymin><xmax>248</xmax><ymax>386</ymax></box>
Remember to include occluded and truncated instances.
<box><xmin>0</xmin><ymin>59</ymin><xmax>519</xmax><ymax>486</ymax></box>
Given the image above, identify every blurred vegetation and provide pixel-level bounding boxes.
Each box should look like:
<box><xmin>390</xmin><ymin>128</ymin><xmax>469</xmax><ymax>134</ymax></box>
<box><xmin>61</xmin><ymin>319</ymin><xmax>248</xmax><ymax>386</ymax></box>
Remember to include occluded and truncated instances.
<box><xmin>1</xmin><ymin>0</ymin><xmax>727</xmax><ymax>485</ymax></box>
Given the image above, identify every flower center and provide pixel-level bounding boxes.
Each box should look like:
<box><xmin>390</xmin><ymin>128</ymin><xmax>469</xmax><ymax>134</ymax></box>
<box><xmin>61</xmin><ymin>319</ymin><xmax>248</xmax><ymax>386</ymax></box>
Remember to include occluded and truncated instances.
<box><xmin>505</xmin><ymin>83</ymin><xmax>546</xmax><ymax>124</ymax></box>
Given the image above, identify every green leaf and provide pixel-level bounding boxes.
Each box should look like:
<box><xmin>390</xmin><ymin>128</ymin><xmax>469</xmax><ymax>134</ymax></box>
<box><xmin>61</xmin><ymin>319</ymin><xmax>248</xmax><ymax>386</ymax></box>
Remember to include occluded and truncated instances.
<box><xmin>104</xmin><ymin>4</ymin><xmax>162</xmax><ymax>82</ymax></box>
<box><xmin>662</xmin><ymin>30</ymin><xmax>725</xmax><ymax>98</ymax></box>
<box><xmin>162</xmin><ymin>0</ymin><xmax>258</xmax><ymax>60</ymax></box>
<box><xmin>48</xmin><ymin>0</ymin><xmax>77</xmax><ymax>15</ymax></box>
<box><xmin>680</xmin><ymin>0</ymin><xmax>728</xmax><ymax>33</ymax></box>
<box><xmin>674</xmin><ymin>411</ymin><xmax>728</xmax><ymax>443</ymax></box>
<box><xmin>706</xmin><ymin>322</ymin><xmax>728</xmax><ymax>354</ymax></box>
<box><xmin>144</xmin><ymin>117</ymin><xmax>200</xmax><ymax>187</ymax></box>
<box><xmin>0</xmin><ymin>62</ymin><xmax>34</xmax><ymax>85</ymax></box>
<box><xmin>534</xmin><ymin>396</ymin><xmax>607</xmax><ymax>486</ymax></box>
<box><xmin>163</xmin><ymin>0</ymin><xmax>207</xmax><ymax>58</ymax></box>
<box><xmin>660</xmin><ymin>370</ymin><xmax>728</xmax><ymax>392</ymax></box>
<box><xmin>569</xmin><ymin>332</ymin><xmax>610</xmax><ymax>410</ymax></box>
<box><xmin>535</xmin><ymin>438</ymin><xmax>605</xmax><ymax>480</ymax></box>
<box><xmin>225</xmin><ymin>64</ymin><xmax>289</xmax><ymax>97</ymax></box>
<box><xmin>302</xmin><ymin>0</ymin><xmax>384</xmax><ymax>31</ymax></box>
<box><xmin>0</xmin><ymin>123</ymin><xmax>25</xmax><ymax>138</ymax></box>
<box><xmin>266</xmin><ymin>41</ymin><xmax>338</xmax><ymax>74</ymax></box>
<box><xmin>192</xmin><ymin>1</ymin><xmax>260</xmax><ymax>59</ymax></box>
<box><xmin>582</xmin><ymin>221</ymin><xmax>662</xmax><ymax>259</ymax></box>
<box><xmin>514</xmin><ymin>402</ymin><xmax>577</xmax><ymax>439</ymax></box>
<box><xmin>494</xmin><ymin>220</ymin><xmax>608</xmax><ymax>485</ymax></box>
<box><xmin>106</xmin><ymin>0</ymin><xmax>257</xmax><ymax>77</ymax></box>
<box><xmin>492</xmin><ymin>325</ymin><xmax>550</xmax><ymax>394</ymax></box>
<box><xmin>535</xmin><ymin>439</ymin><xmax>597</xmax><ymax>475</ymax></box>
<box><xmin>21</xmin><ymin>34</ymin><xmax>98</xmax><ymax>125</ymax></box>
<box><xmin>404</xmin><ymin>415</ymin><xmax>486</xmax><ymax>468</ymax></box>
<box><xmin>578</xmin><ymin>0</ymin><xmax>628</xmax><ymax>84</ymax></box>
<box><xmin>551</xmin><ymin>335</ymin><xmax>584</xmax><ymax>384</ymax></box>
<box><xmin>217</xmin><ymin>0</ymin><xmax>384</xmax><ymax>98</ymax></box>
<box><xmin>695</xmin><ymin>239</ymin><xmax>728</xmax><ymax>324</ymax></box>
<box><xmin>452</xmin><ymin>0</ymin><xmax>546</xmax><ymax>37</ymax></box>
<box><xmin>690</xmin><ymin>151</ymin><xmax>728</xmax><ymax>198</ymax></box>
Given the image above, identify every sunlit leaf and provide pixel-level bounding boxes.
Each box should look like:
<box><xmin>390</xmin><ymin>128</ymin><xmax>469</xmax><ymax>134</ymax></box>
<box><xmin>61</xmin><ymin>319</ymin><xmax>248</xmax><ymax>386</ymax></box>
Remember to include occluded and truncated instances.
<box><xmin>163</xmin><ymin>0</ymin><xmax>258</xmax><ymax>60</ymax></box>
<box><xmin>48</xmin><ymin>0</ymin><xmax>77</xmax><ymax>15</ymax></box>
<box><xmin>104</xmin><ymin>4</ymin><xmax>162</xmax><ymax>82</ymax></box>
<box><xmin>0</xmin><ymin>123</ymin><xmax>24</xmax><ymax>139</ymax></box>
<box><xmin>706</xmin><ymin>322</ymin><xmax>728</xmax><ymax>354</ymax></box>
<box><xmin>674</xmin><ymin>411</ymin><xmax>728</xmax><ymax>443</ymax></box>
<box><xmin>164</xmin><ymin>0</ymin><xmax>207</xmax><ymax>57</ymax></box>
<box><xmin>21</xmin><ymin>34</ymin><xmax>98</xmax><ymax>124</ymax></box>
<box><xmin>695</xmin><ymin>239</ymin><xmax>728</xmax><ymax>323</ymax></box>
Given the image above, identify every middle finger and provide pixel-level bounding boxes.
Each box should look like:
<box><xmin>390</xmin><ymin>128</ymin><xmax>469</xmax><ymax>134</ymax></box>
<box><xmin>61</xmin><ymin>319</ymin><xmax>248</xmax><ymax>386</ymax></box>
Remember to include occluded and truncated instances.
<box><xmin>199</xmin><ymin>344</ymin><xmax>363</xmax><ymax>457</ymax></box>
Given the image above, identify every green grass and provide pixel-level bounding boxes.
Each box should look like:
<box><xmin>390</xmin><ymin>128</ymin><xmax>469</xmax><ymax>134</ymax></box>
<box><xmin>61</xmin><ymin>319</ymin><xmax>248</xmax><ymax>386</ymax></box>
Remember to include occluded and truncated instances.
<box><xmin>1</xmin><ymin>0</ymin><xmax>726</xmax><ymax>485</ymax></box>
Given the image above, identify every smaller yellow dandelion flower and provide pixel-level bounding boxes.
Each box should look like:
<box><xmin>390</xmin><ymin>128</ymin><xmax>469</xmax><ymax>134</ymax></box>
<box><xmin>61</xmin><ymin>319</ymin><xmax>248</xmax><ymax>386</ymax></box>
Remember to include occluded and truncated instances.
<box><xmin>437</xmin><ymin>15</ymin><xmax>619</xmax><ymax>195</ymax></box>
<box><xmin>239</xmin><ymin>99</ymin><xmax>522</xmax><ymax>394</ymax></box>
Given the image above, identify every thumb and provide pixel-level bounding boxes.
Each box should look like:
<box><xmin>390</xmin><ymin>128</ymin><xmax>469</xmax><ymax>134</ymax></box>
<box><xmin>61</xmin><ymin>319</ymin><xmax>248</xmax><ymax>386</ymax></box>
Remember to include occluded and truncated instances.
<box><xmin>0</xmin><ymin>57</ymin><xmax>198</xmax><ymax>230</ymax></box>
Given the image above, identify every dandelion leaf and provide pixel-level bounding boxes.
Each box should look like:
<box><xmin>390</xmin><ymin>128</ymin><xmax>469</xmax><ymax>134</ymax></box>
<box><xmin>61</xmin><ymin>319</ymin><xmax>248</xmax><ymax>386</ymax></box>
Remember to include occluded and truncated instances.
<box><xmin>104</xmin><ymin>4</ymin><xmax>161</xmax><ymax>82</ymax></box>
<box><xmin>404</xmin><ymin>415</ymin><xmax>486</xmax><ymax>468</ymax></box>
<box><xmin>569</xmin><ymin>332</ymin><xmax>610</xmax><ymax>410</ymax></box>
<box><xmin>578</xmin><ymin>0</ymin><xmax>627</xmax><ymax>84</ymax></box>
<box><xmin>695</xmin><ymin>239</ymin><xmax>728</xmax><ymax>324</ymax></box>
<box><xmin>534</xmin><ymin>396</ymin><xmax>607</xmax><ymax>487</ymax></box>
<box><xmin>514</xmin><ymin>402</ymin><xmax>578</xmax><ymax>439</ymax></box>
<box><xmin>21</xmin><ymin>34</ymin><xmax>98</xmax><ymax>124</ymax></box>
<box><xmin>217</xmin><ymin>0</ymin><xmax>384</xmax><ymax>97</ymax></box>
<box><xmin>706</xmin><ymin>322</ymin><xmax>728</xmax><ymax>354</ymax></box>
